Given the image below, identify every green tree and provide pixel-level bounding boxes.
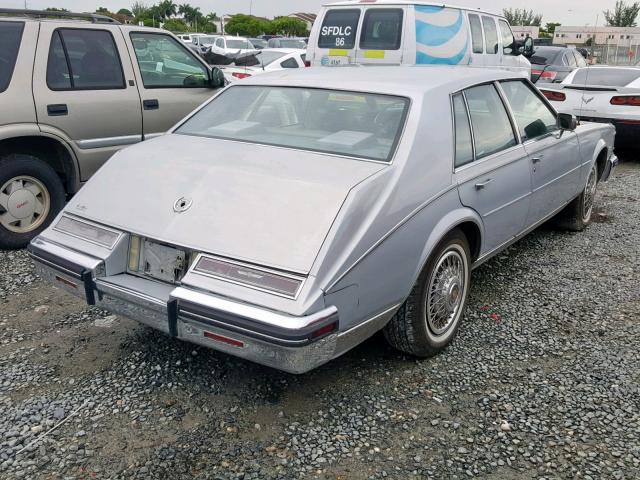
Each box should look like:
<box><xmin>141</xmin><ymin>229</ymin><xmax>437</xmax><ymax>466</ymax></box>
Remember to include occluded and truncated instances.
<box><xmin>117</xmin><ymin>8</ymin><xmax>133</xmax><ymax>16</ymax></box>
<box><xmin>503</xmin><ymin>8</ymin><xmax>543</xmax><ymax>26</ymax></box>
<box><xmin>130</xmin><ymin>2</ymin><xmax>149</xmax><ymax>18</ymax></box>
<box><xmin>270</xmin><ymin>17</ymin><xmax>308</xmax><ymax>36</ymax></box>
<box><xmin>604</xmin><ymin>1</ymin><xmax>640</xmax><ymax>26</ymax></box>
<box><xmin>156</xmin><ymin>0</ymin><xmax>177</xmax><ymax>20</ymax></box>
<box><xmin>539</xmin><ymin>22</ymin><xmax>561</xmax><ymax>38</ymax></box>
<box><xmin>163</xmin><ymin>18</ymin><xmax>189</xmax><ymax>32</ymax></box>
<box><xmin>45</xmin><ymin>7</ymin><xmax>70</xmax><ymax>11</ymax></box>
<box><xmin>224</xmin><ymin>14</ymin><xmax>267</xmax><ymax>37</ymax></box>
<box><xmin>96</xmin><ymin>7</ymin><xmax>111</xmax><ymax>14</ymax></box>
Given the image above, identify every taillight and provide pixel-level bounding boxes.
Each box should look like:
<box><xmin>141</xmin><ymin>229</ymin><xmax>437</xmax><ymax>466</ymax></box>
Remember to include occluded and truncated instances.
<box><xmin>542</xmin><ymin>90</ymin><xmax>566</xmax><ymax>102</ymax></box>
<box><xmin>532</xmin><ymin>68</ymin><xmax>557</xmax><ymax>82</ymax></box>
<box><xmin>310</xmin><ymin>321</ymin><xmax>338</xmax><ymax>340</ymax></box>
<box><xmin>610</xmin><ymin>96</ymin><xmax>640</xmax><ymax>106</ymax></box>
<box><xmin>304</xmin><ymin>60</ymin><xmax>311</xmax><ymax>67</ymax></box>
<box><xmin>231</xmin><ymin>72</ymin><xmax>252</xmax><ymax>79</ymax></box>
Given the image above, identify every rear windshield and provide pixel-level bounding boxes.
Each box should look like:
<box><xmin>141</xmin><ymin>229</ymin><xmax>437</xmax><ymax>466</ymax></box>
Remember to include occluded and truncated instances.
<box><xmin>530</xmin><ymin>48</ymin><xmax>561</xmax><ymax>65</ymax></box>
<box><xmin>0</xmin><ymin>21</ymin><xmax>25</xmax><ymax>93</ymax></box>
<box><xmin>360</xmin><ymin>9</ymin><xmax>403</xmax><ymax>50</ymax></box>
<box><xmin>319</xmin><ymin>9</ymin><xmax>360</xmax><ymax>49</ymax></box>
<box><xmin>227</xmin><ymin>39</ymin><xmax>254</xmax><ymax>49</ymax></box>
<box><xmin>258</xmin><ymin>51</ymin><xmax>287</xmax><ymax>66</ymax></box>
<box><xmin>176</xmin><ymin>86</ymin><xmax>409</xmax><ymax>162</ymax></box>
<box><xmin>571</xmin><ymin>68</ymin><xmax>640</xmax><ymax>87</ymax></box>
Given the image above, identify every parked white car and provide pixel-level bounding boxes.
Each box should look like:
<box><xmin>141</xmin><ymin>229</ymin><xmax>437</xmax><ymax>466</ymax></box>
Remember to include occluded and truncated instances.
<box><xmin>306</xmin><ymin>0</ymin><xmax>532</xmax><ymax>76</ymax></box>
<box><xmin>211</xmin><ymin>36</ymin><xmax>256</xmax><ymax>56</ymax></box>
<box><xmin>223</xmin><ymin>49</ymin><xmax>307</xmax><ymax>82</ymax></box>
<box><xmin>539</xmin><ymin>66</ymin><xmax>640</xmax><ymax>149</ymax></box>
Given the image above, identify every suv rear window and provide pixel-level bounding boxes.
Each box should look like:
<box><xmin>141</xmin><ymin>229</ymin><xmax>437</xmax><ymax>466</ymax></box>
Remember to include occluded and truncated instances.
<box><xmin>360</xmin><ymin>9</ymin><xmax>403</xmax><ymax>50</ymax></box>
<box><xmin>0</xmin><ymin>22</ymin><xmax>25</xmax><ymax>93</ymax></box>
<box><xmin>319</xmin><ymin>9</ymin><xmax>360</xmax><ymax>49</ymax></box>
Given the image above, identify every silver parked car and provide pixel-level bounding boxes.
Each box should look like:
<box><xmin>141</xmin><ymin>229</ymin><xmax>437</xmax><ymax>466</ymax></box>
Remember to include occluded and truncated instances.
<box><xmin>29</xmin><ymin>67</ymin><xmax>617</xmax><ymax>373</ymax></box>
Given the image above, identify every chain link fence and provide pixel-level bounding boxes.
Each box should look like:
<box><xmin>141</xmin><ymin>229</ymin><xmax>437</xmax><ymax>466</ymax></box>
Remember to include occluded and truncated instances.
<box><xmin>589</xmin><ymin>43</ymin><xmax>640</xmax><ymax>66</ymax></box>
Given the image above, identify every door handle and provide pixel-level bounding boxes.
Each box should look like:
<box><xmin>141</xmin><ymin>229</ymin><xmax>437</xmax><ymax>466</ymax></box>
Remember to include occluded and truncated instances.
<box><xmin>532</xmin><ymin>156</ymin><xmax>543</xmax><ymax>164</ymax></box>
<box><xmin>47</xmin><ymin>104</ymin><xmax>68</xmax><ymax>116</ymax></box>
<box><xmin>143</xmin><ymin>99</ymin><xmax>159</xmax><ymax>110</ymax></box>
<box><xmin>474</xmin><ymin>179</ymin><xmax>493</xmax><ymax>190</ymax></box>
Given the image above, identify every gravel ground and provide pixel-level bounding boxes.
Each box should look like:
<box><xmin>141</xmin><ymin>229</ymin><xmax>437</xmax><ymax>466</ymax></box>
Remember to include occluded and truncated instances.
<box><xmin>0</xmin><ymin>160</ymin><xmax>638</xmax><ymax>480</ymax></box>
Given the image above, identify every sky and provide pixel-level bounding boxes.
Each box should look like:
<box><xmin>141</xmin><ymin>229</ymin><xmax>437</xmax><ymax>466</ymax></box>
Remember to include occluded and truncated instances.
<box><xmin>6</xmin><ymin>0</ymin><xmax>621</xmax><ymax>27</ymax></box>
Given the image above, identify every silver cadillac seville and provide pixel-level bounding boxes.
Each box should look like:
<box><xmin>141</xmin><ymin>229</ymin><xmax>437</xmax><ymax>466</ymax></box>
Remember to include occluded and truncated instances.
<box><xmin>29</xmin><ymin>67</ymin><xmax>618</xmax><ymax>373</ymax></box>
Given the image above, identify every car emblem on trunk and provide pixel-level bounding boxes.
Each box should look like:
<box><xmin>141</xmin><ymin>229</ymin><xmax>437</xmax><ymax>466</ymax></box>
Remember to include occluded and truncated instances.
<box><xmin>583</xmin><ymin>96</ymin><xmax>595</xmax><ymax>104</ymax></box>
<box><xmin>173</xmin><ymin>197</ymin><xmax>193</xmax><ymax>213</ymax></box>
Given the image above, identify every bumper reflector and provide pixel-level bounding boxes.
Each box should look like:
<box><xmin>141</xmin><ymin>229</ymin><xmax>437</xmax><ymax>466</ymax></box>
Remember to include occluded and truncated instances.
<box><xmin>311</xmin><ymin>321</ymin><xmax>338</xmax><ymax>339</ymax></box>
<box><xmin>204</xmin><ymin>331</ymin><xmax>244</xmax><ymax>348</ymax></box>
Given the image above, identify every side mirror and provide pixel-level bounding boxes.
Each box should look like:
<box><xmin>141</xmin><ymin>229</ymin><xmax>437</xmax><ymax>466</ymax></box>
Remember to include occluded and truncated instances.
<box><xmin>522</xmin><ymin>37</ymin><xmax>534</xmax><ymax>58</ymax></box>
<box><xmin>209</xmin><ymin>66</ymin><xmax>226</xmax><ymax>89</ymax></box>
<box><xmin>557</xmin><ymin>113</ymin><xmax>577</xmax><ymax>131</ymax></box>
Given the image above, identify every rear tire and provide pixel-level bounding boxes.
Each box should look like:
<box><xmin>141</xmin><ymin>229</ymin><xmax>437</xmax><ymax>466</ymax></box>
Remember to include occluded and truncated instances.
<box><xmin>384</xmin><ymin>229</ymin><xmax>471</xmax><ymax>357</ymax></box>
<box><xmin>0</xmin><ymin>154</ymin><xmax>66</xmax><ymax>250</ymax></box>
<box><xmin>555</xmin><ymin>162</ymin><xmax>598</xmax><ymax>232</ymax></box>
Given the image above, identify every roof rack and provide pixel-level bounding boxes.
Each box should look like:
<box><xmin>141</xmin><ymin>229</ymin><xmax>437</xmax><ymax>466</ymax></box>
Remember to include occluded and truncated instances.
<box><xmin>0</xmin><ymin>8</ymin><xmax>120</xmax><ymax>24</ymax></box>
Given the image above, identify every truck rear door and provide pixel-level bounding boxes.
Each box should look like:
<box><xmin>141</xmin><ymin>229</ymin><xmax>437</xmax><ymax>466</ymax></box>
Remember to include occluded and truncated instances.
<box><xmin>314</xmin><ymin>7</ymin><xmax>362</xmax><ymax>66</ymax></box>
<box><xmin>354</xmin><ymin>6</ymin><xmax>407</xmax><ymax>65</ymax></box>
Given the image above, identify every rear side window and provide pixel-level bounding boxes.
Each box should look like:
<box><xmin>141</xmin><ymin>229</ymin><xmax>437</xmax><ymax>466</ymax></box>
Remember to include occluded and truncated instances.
<box><xmin>564</xmin><ymin>52</ymin><xmax>577</xmax><ymax>67</ymax></box>
<box><xmin>464</xmin><ymin>84</ymin><xmax>517</xmax><ymax>159</ymax></box>
<box><xmin>468</xmin><ymin>14</ymin><xmax>483</xmax><ymax>54</ymax></box>
<box><xmin>0</xmin><ymin>21</ymin><xmax>25</xmax><ymax>93</ymax></box>
<box><xmin>482</xmin><ymin>16</ymin><xmax>498</xmax><ymax>55</ymax></box>
<box><xmin>572</xmin><ymin>68</ymin><xmax>640</xmax><ymax>87</ymax></box>
<box><xmin>46</xmin><ymin>28</ymin><xmax>125</xmax><ymax>90</ymax></box>
<box><xmin>498</xmin><ymin>20</ymin><xmax>515</xmax><ymax>55</ymax></box>
<box><xmin>319</xmin><ymin>9</ymin><xmax>360</xmax><ymax>49</ymax></box>
<box><xmin>360</xmin><ymin>9</ymin><xmax>403</xmax><ymax>50</ymax></box>
<box><xmin>280</xmin><ymin>57</ymin><xmax>299</xmax><ymax>68</ymax></box>
<box><xmin>453</xmin><ymin>94</ymin><xmax>474</xmax><ymax>167</ymax></box>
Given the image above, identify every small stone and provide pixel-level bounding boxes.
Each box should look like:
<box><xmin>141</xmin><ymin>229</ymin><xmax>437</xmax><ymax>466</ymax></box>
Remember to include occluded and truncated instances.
<box><xmin>500</xmin><ymin>421</ymin><xmax>512</xmax><ymax>432</ymax></box>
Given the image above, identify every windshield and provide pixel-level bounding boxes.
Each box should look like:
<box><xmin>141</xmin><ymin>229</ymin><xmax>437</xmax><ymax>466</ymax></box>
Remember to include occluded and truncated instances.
<box><xmin>0</xmin><ymin>21</ymin><xmax>24</xmax><ymax>93</ymax></box>
<box><xmin>200</xmin><ymin>36</ymin><xmax>217</xmax><ymax>45</ymax></box>
<box><xmin>572</xmin><ymin>68</ymin><xmax>640</xmax><ymax>87</ymax></box>
<box><xmin>176</xmin><ymin>86</ymin><xmax>409</xmax><ymax>162</ymax></box>
<box><xmin>227</xmin><ymin>39</ymin><xmax>254</xmax><ymax>49</ymax></box>
<box><xmin>279</xmin><ymin>39</ymin><xmax>307</xmax><ymax>49</ymax></box>
<box><xmin>530</xmin><ymin>48</ymin><xmax>561</xmax><ymax>65</ymax></box>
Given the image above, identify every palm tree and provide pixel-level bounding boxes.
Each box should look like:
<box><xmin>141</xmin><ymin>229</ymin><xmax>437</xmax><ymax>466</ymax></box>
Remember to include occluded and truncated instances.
<box><xmin>158</xmin><ymin>0</ymin><xmax>177</xmax><ymax>20</ymax></box>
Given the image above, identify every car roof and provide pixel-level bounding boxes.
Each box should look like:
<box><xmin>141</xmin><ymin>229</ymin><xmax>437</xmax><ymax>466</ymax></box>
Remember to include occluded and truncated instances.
<box><xmin>239</xmin><ymin>66</ymin><xmax>521</xmax><ymax>96</ymax></box>
<box><xmin>262</xmin><ymin>48</ymin><xmax>306</xmax><ymax>54</ymax></box>
<box><xmin>324</xmin><ymin>0</ymin><xmax>504</xmax><ymax>18</ymax></box>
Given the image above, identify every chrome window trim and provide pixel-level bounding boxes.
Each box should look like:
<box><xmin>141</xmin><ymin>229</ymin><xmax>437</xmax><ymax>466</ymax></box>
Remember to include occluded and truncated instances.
<box><xmin>190</xmin><ymin>253</ymin><xmax>306</xmax><ymax>300</ymax></box>
<box><xmin>53</xmin><ymin>214</ymin><xmax>123</xmax><ymax>250</ymax></box>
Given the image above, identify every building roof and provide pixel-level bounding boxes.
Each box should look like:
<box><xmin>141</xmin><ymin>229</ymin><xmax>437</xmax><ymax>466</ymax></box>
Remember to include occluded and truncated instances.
<box><xmin>289</xmin><ymin>12</ymin><xmax>317</xmax><ymax>23</ymax></box>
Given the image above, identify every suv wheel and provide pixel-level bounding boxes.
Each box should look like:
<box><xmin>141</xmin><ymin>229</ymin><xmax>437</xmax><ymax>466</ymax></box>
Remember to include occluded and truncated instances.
<box><xmin>0</xmin><ymin>154</ymin><xmax>66</xmax><ymax>250</ymax></box>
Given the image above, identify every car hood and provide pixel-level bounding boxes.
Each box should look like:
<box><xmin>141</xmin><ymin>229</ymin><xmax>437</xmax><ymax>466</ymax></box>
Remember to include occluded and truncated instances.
<box><xmin>68</xmin><ymin>134</ymin><xmax>385</xmax><ymax>273</ymax></box>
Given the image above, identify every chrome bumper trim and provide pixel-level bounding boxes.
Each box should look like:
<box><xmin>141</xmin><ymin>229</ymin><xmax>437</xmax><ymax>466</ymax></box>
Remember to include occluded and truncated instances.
<box><xmin>601</xmin><ymin>154</ymin><xmax>618</xmax><ymax>183</ymax></box>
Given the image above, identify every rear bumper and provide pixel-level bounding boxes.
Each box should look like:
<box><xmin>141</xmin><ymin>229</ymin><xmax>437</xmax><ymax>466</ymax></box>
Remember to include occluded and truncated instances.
<box><xmin>28</xmin><ymin>237</ymin><xmax>348</xmax><ymax>374</ymax></box>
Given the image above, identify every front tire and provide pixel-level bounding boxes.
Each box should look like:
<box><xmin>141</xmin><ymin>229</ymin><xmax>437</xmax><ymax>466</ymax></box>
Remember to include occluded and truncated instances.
<box><xmin>555</xmin><ymin>162</ymin><xmax>598</xmax><ymax>232</ymax></box>
<box><xmin>0</xmin><ymin>154</ymin><xmax>66</xmax><ymax>250</ymax></box>
<box><xmin>384</xmin><ymin>229</ymin><xmax>471</xmax><ymax>357</ymax></box>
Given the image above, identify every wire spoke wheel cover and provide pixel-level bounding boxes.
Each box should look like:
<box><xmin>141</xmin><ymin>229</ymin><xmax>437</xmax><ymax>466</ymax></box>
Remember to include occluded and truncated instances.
<box><xmin>0</xmin><ymin>176</ymin><xmax>51</xmax><ymax>233</ymax></box>
<box><xmin>425</xmin><ymin>246</ymin><xmax>468</xmax><ymax>337</ymax></box>
<box><xmin>581</xmin><ymin>164</ymin><xmax>598</xmax><ymax>223</ymax></box>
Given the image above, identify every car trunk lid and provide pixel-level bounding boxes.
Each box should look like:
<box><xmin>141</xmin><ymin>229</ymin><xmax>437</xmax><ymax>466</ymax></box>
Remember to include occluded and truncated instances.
<box><xmin>68</xmin><ymin>134</ymin><xmax>385</xmax><ymax>274</ymax></box>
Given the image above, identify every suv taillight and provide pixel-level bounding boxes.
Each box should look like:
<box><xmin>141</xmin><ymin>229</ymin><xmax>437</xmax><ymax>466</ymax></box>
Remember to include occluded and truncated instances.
<box><xmin>542</xmin><ymin>90</ymin><xmax>566</xmax><ymax>102</ymax></box>
<box><xmin>610</xmin><ymin>96</ymin><xmax>640</xmax><ymax>106</ymax></box>
<box><xmin>232</xmin><ymin>72</ymin><xmax>252</xmax><ymax>79</ymax></box>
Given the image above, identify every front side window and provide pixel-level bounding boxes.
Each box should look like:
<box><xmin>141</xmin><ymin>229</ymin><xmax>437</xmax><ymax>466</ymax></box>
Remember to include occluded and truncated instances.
<box><xmin>0</xmin><ymin>21</ymin><xmax>24</xmax><ymax>93</ymax></box>
<box><xmin>318</xmin><ymin>9</ymin><xmax>360</xmax><ymax>49</ymax></box>
<box><xmin>564</xmin><ymin>52</ymin><xmax>577</xmax><ymax>67</ymax></box>
<box><xmin>498</xmin><ymin>20</ymin><xmax>515</xmax><ymax>55</ymax></box>
<box><xmin>360</xmin><ymin>9</ymin><xmax>403</xmax><ymax>50</ymax></box>
<box><xmin>464</xmin><ymin>84</ymin><xmax>516</xmax><ymax>159</ymax></box>
<box><xmin>130</xmin><ymin>32</ymin><xmax>208</xmax><ymax>88</ymax></box>
<box><xmin>216</xmin><ymin>38</ymin><xmax>224</xmax><ymax>47</ymax></box>
<box><xmin>46</xmin><ymin>28</ymin><xmax>125</xmax><ymax>90</ymax></box>
<box><xmin>468</xmin><ymin>14</ymin><xmax>484</xmax><ymax>54</ymax></box>
<box><xmin>176</xmin><ymin>86</ymin><xmax>409</xmax><ymax>162</ymax></box>
<box><xmin>482</xmin><ymin>16</ymin><xmax>498</xmax><ymax>55</ymax></box>
<box><xmin>500</xmin><ymin>80</ymin><xmax>557</xmax><ymax>141</ymax></box>
<box><xmin>453</xmin><ymin>94</ymin><xmax>474</xmax><ymax>167</ymax></box>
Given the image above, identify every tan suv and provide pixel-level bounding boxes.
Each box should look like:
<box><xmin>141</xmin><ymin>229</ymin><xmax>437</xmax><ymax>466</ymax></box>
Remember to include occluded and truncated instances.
<box><xmin>0</xmin><ymin>9</ymin><xmax>224</xmax><ymax>249</ymax></box>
